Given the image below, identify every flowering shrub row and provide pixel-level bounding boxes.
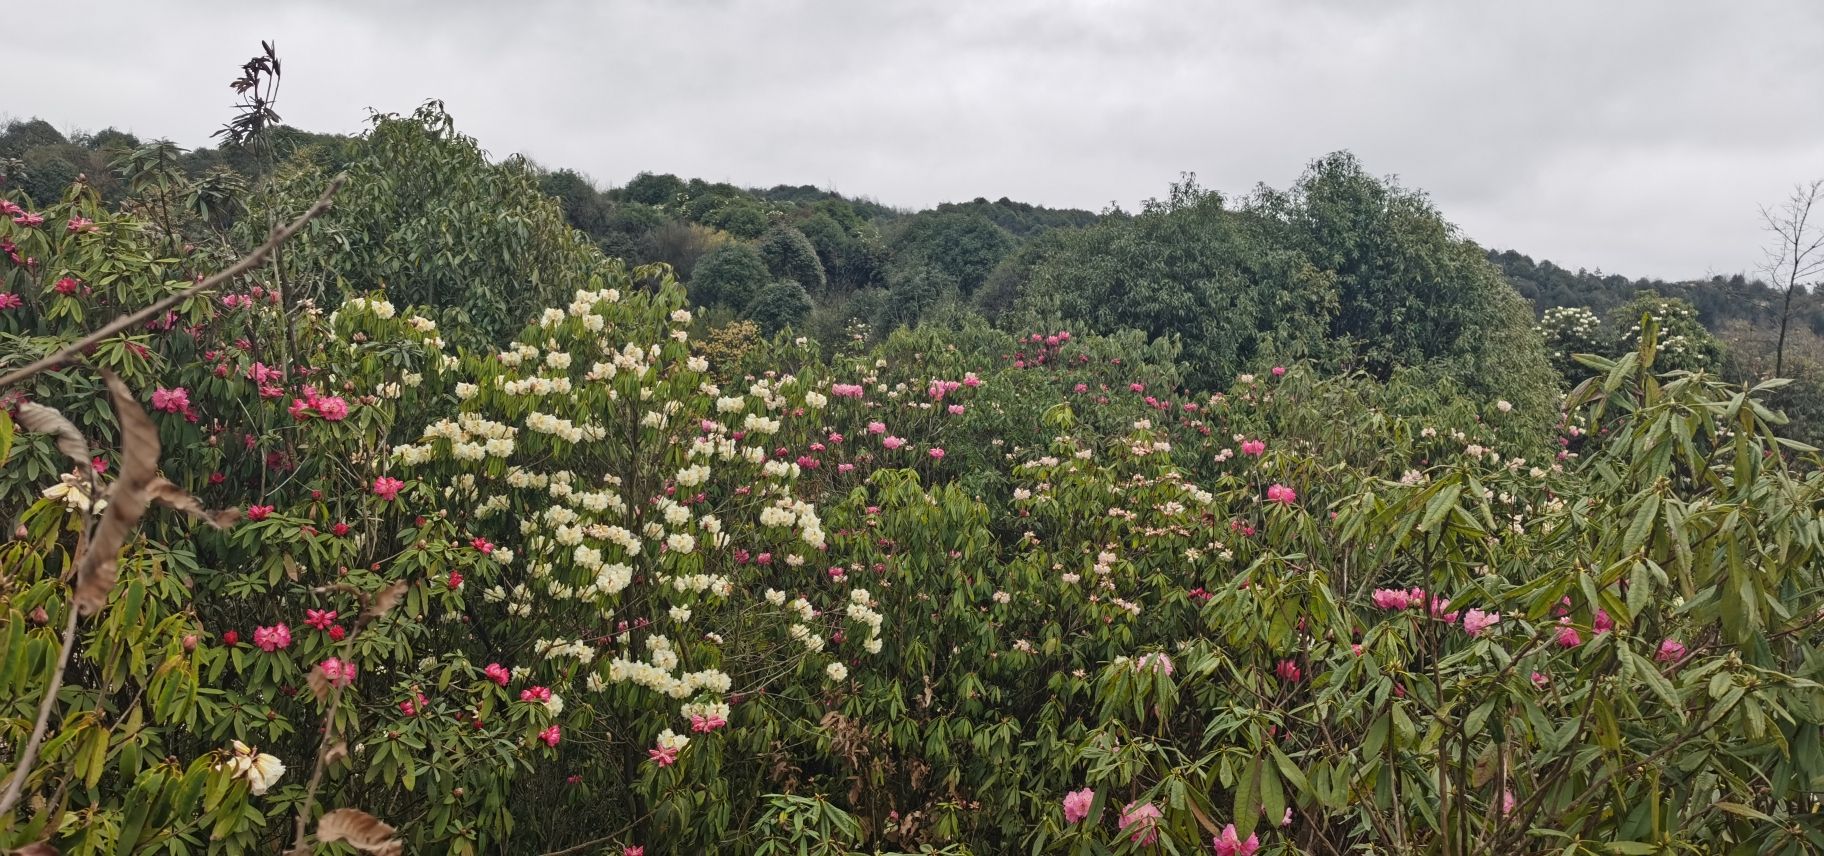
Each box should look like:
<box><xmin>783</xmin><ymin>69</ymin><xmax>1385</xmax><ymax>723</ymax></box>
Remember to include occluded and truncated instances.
<box><xmin>2</xmin><ymin>179</ymin><xmax>1822</xmax><ymax>855</ymax></box>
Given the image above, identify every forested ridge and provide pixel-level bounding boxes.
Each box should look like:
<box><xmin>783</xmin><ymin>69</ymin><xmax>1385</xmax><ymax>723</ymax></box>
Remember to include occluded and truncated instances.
<box><xmin>5</xmin><ymin>80</ymin><xmax>1824</xmax><ymax>855</ymax></box>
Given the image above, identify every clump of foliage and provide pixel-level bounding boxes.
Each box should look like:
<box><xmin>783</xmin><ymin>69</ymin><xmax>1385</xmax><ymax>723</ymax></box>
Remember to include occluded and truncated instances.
<box><xmin>8</xmin><ymin>86</ymin><xmax>1824</xmax><ymax>856</ymax></box>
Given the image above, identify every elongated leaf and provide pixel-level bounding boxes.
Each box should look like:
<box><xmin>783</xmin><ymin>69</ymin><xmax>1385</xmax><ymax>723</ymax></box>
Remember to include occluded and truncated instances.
<box><xmin>365</xmin><ymin>580</ymin><xmax>408</xmax><ymax>622</ymax></box>
<box><xmin>71</xmin><ymin>370</ymin><xmax>160</xmax><ymax>616</ymax></box>
<box><xmin>15</xmin><ymin>401</ymin><xmax>90</xmax><ymax>466</ymax></box>
<box><xmin>315</xmin><ymin>807</ymin><xmax>402</xmax><ymax>855</ymax></box>
<box><xmin>147</xmin><ymin>478</ymin><xmax>240</xmax><ymax>529</ymax></box>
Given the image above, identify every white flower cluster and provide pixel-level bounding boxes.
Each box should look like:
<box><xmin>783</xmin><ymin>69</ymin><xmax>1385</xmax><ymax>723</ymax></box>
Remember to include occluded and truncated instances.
<box><xmin>845</xmin><ymin>588</ymin><xmax>885</xmax><ymax>654</ymax></box>
<box><xmin>534</xmin><ymin>638</ymin><xmax>597</xmax><ymax>664</ymax></box>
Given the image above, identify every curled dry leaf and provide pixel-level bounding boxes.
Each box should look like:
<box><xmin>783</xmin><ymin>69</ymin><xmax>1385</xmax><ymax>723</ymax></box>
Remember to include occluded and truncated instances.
<box><xmin>15</xmin><ymin>401</ymin><xmax>90</xmax><ymax>466</ymax></box>
<box><xmin>147</xmin><ymin>478</ymin><xmax>241</xmax><ymax>529</ymax></box>
<box><xmin>306</xmin><ymin>663</ymin><xmax>334</xmax><ymax>704</ymax></box>
<box><xmin>70</xmin><ymin>370</ymin><xmax>160</xmax><ymax>616</ymax></box>
<box><xmin>323</xmin><ymin>740</ymin><xmax>349</xmax><ymax>767</ymax></box>
<box><xmin>14</xmin><ymin>841</ymin><xmax>59</xmax><ymax>856</ymax></box>
<box><xmin>315</xmin><ymin>807</ymin><xmax>402</xmax><ymax>856</ymax></box>
<box><xmin>364</xmin><ymin>580</ymin><xmax>408</xmax><ymax>622</ymax></box>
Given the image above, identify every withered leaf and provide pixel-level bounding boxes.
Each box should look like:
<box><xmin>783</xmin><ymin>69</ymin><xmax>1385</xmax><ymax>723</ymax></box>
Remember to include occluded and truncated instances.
<box><xmin>315</xmin><ymin>808</ymin><xmax>402</xmax><ymax>856</ymax></box>
<box><xmin>147</xmin><ymin>478</ymin><xmax>241</xmax><ymax>529</ymax></box>
<box><xmin>364</xmin><ymin>580</ymin><xmax>408</xmax><ymax>622</ymax></box>
<box><xmin>323</xmin><ymin>740</ymin><xmax>349</xmax><ymax>766</ymax></box>
<box><xmin>14</xmin><ymin>841</ymin><xmax>59</xmax><ymax>856</ymax></box>
<box><xmin>15</xmin><ymin>401</ymin><xmax>90</xmax><ymax>466</ymax></box>
<box><xmin>306</xmin><ymin>663</ymin><xmax>334</xmax><ymax>704</ymax></box>
<box><xmin>71</xmin><ymin>370</ymin><xmax>160</xmax><ymax>616</ymax></box>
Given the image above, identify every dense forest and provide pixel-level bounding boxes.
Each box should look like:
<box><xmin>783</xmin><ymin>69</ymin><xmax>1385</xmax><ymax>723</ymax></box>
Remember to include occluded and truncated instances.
<box><xmin>4</xmin><ymin>74</ymin><xmax>1824</xmax><ymax>855</ymax></box>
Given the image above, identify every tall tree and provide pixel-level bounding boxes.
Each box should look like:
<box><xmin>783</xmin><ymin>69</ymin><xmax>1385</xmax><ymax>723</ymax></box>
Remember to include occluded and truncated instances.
<box><xmin>1760</xmin><ymin>179</ymin><xmax>1824</xmax><ymax>376</ymax></box>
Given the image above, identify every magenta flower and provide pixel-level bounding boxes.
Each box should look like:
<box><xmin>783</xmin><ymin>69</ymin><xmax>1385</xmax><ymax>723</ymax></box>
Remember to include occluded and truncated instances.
<box><xmin>305</xmin><ymin>609</ymin><xmax>338</xmax><ymax>631</ymax></box>
<box><xmin>1118</xmin><ymin>801</ymin><xmax>1162</xmax><ymax>845</ymax></box>
<box><xmin>928</xmin><ymin>447</ymin><xmax>945</xmax><ymax>459</ymax></box>
<box><xmin>1555</xmin><ymin>619</ymin><xmax>1583</xmax><ymax>648</ymax></box>
<box><xmin>867</xmin><ymin>421</ymin><xmax>886</xmax><ymax>435</ymax></box>
<box><xmin>1213</xmin><ymin>823</ymin><xmax>1260</xmax><ymax>856</ymax></box>
<box><xmin>1264</xmin><ymin>483</ymin><xmax>1297</xmax><ymax>505</ymax></box>
<box><xmin>883</xmin><ymin>436</ymin><xmax>906</xmax><ymax>450</ymax></box>
<box><xmin>539</xmin><ymin>725</ymin><xmax>562</xmax><ymax>747</ymax></box>
<box><xmin>1136</xmin><ymin>652</ymin><xmax>1173</xmax><ymax>675</ymax></box>
<box><xmin>1371</xmin><ymin>588</ymin><xmax>1411</xmax><ymax>610</ymax></box>
<box><xmin>150</xmin><ymin>386</ymin><xmax>191</xmax><ymax>414</ymax></box>
<box><xmin>1275</xmin><ymin>659</ymin><xmax>1301</xmax><ymax>684</ymax></box>
<box><xmin>519</xmin><ymin>685</ymin><xmax>552</xmax><ymax>703</ymax></box>
<box><xmin>484</xmin><ymin>663</ymin><xmax>511</xmax><ymax>686</ymax></box>
<box><xmin>690</xmin><ymin>714</ymin><xmax>727</xmax><ymax>733</ymax></box>
<box><xmin>830</xmin><ymin>383</ymin><xmax>865</xmax><ymax>398</ymax></box>
<box><xmin>0</xmin><ymin>292</ymin><xmax>21</xmax><ymax>309</ymax></box>
<box><xmin>319</xmin><ymin>657</ymin><xmax>357</xmax><ymax>687</ymax></box>
<box><xmin>66</xmin><ymin>216</ymin><xmax>95</xmax><ymax>233</ymax></box>
<box><xmin>11</xmin><ymin>212</ymin><xmax>44</xmax><ymax>228</ymax></box>
<box><xmin>1062</xmin><ymin>788</ymin><xmax>1097</xmax><ymax>824</ymax></box>
<box><xmin>247</xmin><ymin>504</ymin><xmax>274</xmax><ymax>521</ymax></box>
<box><xmin>252</xmin><ymin>623</ymin><xmax>292</xmax><ymax>652</ymax></box>
<box><xmin>647</xmin><ymin>745</ymin><xmax>679</xmax><ymax>767</ymax></box>
<box><xmin>372</xmin><ymin>476</ymin><xmax>405</xmax><ymax>501</ymax></box>
<box><xmin>1593</xmin><ymin>609</ymin><xmax>1614</xmax><ymax>634</ymax></box>
<box><xmin>1462</xmin><ymin>609</ymin><xmax>1500</xmax><ymax>637</ymax></box>
<box><xmin>315</xmin><ymin>396</ymin><xmax>350</xmax><ymax>421</ymax></box>
<box><xmin>1656</xmin><ymin>638</ymin><xmax>1688</xmax><ymax>663</ymax></box>
<box><xmin>1240</xmin><ymin>439</ymin><xmax>1266</xmax><ymax>456</ymax></box>
<box><xmin>947</xmin><ymin>404</ymin><xmax>965</xmax><ymax>415</ymax></box>
<box><xmin>1271</xmin><ymin>365</ymin><xmax>1286</xmax><ymax>377</ymax></box>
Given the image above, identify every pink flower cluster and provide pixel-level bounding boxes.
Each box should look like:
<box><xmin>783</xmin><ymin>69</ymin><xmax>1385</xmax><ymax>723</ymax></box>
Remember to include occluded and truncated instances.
<box><xmin>288</xmin><ymin>385</ymin><xmax>351</xmax><ymax>422</ymax></box>
<box><xmin>152</xmin><ymin>386</ymin><xmax>201</xmax><ymax>423</ymax></box>
<box><xmin>1118</xmin><ymin>801</ymin><xmax>1162</xmax><ymax>845</ymax></box>
<box><xmin>372</xmin><ymin>476</ymin><xmax>405</xmax><ymax>501</ymax></box>
<box><xmin>485</xmin><ymin>663</ymin><xmax>511</xmax><ymax>686</ymax></box>
<box><xmin>319</xmin><ymin>657</ymin><xmax>357</xmax><ymax>687</ymax></box>
<box><xmin>1061</xmin><ymin>787</ymin><xmax>1097</xmax><ymax>824</ymax></box>
<box><xmin>1264</xmin><ymin>483</ymin><xmax>1297</xmax><ymax>505</ymax></box>
<box><xmin>1213</xmin><ymin>824</ymin><xmax>1260</xmax><ymax>856</ymax></box>
<box><xmin>253</xmin><ymin>623</ymin><xmax>292</xmax><ymax>652</ymax></box>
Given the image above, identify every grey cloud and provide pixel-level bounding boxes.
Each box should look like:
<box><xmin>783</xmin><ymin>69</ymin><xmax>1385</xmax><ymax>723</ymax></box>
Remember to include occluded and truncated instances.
<box><xmin>10</xmin><ymin>0</ymin><xmax>1824</xmax><ymax>279</ymax></box>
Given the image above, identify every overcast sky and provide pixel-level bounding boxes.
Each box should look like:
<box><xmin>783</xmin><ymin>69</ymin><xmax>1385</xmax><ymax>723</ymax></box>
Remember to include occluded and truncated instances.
<box><xmin>10</xmin><ymin>0</ymin><xmax>1823</xmax><ymax>280</ymax></box>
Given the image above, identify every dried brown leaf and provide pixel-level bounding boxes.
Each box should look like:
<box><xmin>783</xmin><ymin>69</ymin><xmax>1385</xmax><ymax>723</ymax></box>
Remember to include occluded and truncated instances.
<box><xmin>306</xmin><ymin>663</ymin><xmax>334</xmax><ymax>704</ymax></box>
<box><xmin>323</xmin><ymin>740</ymin><xmax>349</xmax><ymax>766</ymax></box>
<box><xmin>15</xmin><ymin>401</ymin><xmax>90</xmax><ymax>466</ymax></box>
<box><xmin>283</xmin><ymin>554</ymin><xmax>301</xmax><ymax>582</ymax></box>
<box><xmin>315</xmin><ymin>807</ymin><xmax>402</xmax><ymax>856</ymax></box>
<box><xmin>14</xmin><ymin>841</ymin><xmax>59</xmax><ymax>856</ymax></box>
<box><xmin>71</xmin><ymin>370</ymin><xmax>160</xmax><ymax>616</ymax></box>
<box><xmin>147</xmin><ymin>478</ymin><xmax>241</xmax><ymax>529</ymax></box>
<box><xmin>365</xmin><ymin>580</ymin><xmax>408</xmax><ymax>622</ymax></box>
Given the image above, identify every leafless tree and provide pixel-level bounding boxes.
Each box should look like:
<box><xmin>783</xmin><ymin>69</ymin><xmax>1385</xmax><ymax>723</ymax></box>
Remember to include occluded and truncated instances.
<box><xmin>1761</xmin><ymin>179</ymin><xmax>1824</xmax><ymax>376</ymax></box>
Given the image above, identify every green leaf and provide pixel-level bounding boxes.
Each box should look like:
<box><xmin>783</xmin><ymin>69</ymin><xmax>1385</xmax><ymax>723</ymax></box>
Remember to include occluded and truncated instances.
<box><xmin>1233</xmin><ymin>756</ymin><xmax>1261</xmax><ymax>839</ymax></box>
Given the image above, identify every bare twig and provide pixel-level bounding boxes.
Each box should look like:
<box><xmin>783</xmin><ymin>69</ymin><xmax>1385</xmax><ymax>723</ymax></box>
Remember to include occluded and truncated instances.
<box><xmin>0</xmin><ymin>174</ymin><xmax>345</xmax><ymax>389</ymax></box>
<box><xmin>0</xmin><ymin>603</ymin><xmax>82</xmax><ymax>815</ymax></box>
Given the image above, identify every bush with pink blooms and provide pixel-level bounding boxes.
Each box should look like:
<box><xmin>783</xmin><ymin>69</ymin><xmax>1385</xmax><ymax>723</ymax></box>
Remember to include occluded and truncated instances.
<box><xmin>5</xmin><ymin>143</ymin><xmax>1824</xmax><ymax>856</ymax></box>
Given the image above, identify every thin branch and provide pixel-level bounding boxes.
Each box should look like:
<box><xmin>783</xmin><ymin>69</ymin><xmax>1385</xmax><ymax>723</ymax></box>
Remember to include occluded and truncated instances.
<box><xmin>0</xmin><ymin>603</ymin><xmax>82</xmax><ymax>815</ymax></box>
<box><xmin>0</xmin><ymin>174</ymin><xmax>346</xmax><ymax>389</ymax></box>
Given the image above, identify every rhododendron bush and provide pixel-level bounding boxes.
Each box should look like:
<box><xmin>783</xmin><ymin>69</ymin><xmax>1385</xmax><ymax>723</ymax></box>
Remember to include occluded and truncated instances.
<box><xmin>5</xmin><ymin>173</ymin><xmax>1824</xmax><ymax>855</ymax></box>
